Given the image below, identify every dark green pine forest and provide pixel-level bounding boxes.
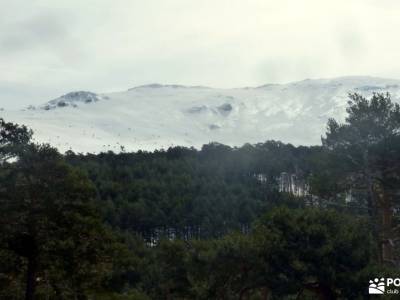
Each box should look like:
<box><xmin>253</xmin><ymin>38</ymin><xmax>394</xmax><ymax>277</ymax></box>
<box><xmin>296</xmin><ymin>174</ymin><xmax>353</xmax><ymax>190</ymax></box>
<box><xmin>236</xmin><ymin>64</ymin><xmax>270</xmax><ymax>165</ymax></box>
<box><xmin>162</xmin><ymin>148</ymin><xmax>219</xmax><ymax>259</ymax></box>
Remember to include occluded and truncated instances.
<box><xmin>1</xmin><ymin>93</ymin><xmax>400</xmax><ymax>299</ymax></box>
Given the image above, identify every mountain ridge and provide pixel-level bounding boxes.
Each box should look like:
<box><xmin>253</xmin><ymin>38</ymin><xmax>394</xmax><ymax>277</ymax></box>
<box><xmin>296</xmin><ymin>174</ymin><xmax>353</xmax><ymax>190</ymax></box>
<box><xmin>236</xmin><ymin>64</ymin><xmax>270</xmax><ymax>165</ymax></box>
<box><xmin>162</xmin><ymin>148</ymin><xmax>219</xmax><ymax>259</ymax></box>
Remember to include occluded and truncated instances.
<box><xmin>2</xmin><ymin>76</ymin><xmax>400</xmax><ymax>153</ymax></box>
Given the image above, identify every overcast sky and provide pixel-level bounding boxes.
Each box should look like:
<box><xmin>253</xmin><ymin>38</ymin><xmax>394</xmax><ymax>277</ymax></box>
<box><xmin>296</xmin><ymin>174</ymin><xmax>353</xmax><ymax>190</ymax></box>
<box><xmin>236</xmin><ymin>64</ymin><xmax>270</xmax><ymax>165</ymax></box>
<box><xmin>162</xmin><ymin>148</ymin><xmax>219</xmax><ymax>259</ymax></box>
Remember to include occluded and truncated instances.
<box><xmin>1</xmin><ymin>0</ymin><xmax>400</xmax><ymax>108</ymax></box>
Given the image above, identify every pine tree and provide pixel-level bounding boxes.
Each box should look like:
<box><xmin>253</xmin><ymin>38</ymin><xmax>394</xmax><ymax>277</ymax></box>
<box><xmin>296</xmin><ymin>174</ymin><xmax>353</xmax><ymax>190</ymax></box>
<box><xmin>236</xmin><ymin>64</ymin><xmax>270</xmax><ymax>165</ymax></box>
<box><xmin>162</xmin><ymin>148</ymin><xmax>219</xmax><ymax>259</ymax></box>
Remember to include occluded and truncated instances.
<box><xmin>322</xmin><ymin>92</ymin><xmax>400</xmax><ymax>265</ymax></box>
<box><xmin>0</xmin><ymin>140</ymin><xmax>116</xmax><ymax>299</ymax></box>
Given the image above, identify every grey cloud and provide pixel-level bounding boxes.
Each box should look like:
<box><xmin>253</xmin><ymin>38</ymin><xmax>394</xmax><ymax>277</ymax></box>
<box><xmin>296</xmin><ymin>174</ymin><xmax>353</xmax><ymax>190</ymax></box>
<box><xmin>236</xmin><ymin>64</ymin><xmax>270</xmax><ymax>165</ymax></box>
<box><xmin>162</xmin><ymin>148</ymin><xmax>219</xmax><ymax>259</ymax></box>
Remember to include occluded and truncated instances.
<box><xmin>0</xmin><ymin>14</ymin><xmax>69</xmax><ymax>52</ymax></box>
<box><xmin>1</xmin><ymin>0</ymin><xmax>400</xmax><ymax>109</ymax></box>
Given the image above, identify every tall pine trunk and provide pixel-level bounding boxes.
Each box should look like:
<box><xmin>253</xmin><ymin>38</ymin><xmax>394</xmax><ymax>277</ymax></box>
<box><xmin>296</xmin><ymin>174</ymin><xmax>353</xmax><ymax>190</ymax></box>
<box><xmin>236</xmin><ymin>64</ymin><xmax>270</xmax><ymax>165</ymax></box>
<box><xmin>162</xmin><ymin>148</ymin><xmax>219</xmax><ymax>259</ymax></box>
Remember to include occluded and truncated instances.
<box><xmin>25</xmin><ymin>255</ymin><xmax>37</xmax><ymax>300</ymax></box>
<box><xmin>261</xmin><ymin>287</ymin><xmax>270</xmax><ymax>300</ymax></box>
<box><xmin>380</xmin><ymin>191</ymin><xmax>393</xmax><ymax>264</ymax></box>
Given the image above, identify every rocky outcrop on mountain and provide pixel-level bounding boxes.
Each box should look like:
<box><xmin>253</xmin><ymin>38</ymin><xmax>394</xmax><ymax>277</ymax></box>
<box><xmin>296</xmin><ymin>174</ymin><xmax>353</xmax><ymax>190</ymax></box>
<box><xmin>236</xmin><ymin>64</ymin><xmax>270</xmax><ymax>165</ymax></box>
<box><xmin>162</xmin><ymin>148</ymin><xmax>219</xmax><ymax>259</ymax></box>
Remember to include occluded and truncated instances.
<box><xmin>41</xmin><ymin>91</ymin><xmax>102</xmax><ymax>110</ymax></box>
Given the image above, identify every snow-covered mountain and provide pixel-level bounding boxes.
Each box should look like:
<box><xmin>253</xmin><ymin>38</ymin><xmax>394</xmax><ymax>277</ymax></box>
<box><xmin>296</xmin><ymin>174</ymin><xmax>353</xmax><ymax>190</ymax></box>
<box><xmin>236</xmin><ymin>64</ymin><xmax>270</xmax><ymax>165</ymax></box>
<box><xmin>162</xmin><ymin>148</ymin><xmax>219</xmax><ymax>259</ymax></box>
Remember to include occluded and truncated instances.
<box><xmin>2</xmin><ymin>76</ymin><xmax>400</xmax><ymax>153</ymax></box>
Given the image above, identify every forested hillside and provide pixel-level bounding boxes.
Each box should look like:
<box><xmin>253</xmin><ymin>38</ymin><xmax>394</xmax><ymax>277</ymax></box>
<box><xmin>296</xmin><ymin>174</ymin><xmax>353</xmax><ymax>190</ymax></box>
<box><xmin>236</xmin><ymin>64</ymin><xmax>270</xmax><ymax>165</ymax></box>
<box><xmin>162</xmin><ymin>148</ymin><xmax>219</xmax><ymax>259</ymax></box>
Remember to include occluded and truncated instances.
<box><xmin>65</xmin><ymin>141</ymin><xmax>318</xmax><ymax>241</ymax></box>
<box><xmin>1</xmin><ymin>93</ymin><xmax>400</xmax><ymax>299</ymax></box>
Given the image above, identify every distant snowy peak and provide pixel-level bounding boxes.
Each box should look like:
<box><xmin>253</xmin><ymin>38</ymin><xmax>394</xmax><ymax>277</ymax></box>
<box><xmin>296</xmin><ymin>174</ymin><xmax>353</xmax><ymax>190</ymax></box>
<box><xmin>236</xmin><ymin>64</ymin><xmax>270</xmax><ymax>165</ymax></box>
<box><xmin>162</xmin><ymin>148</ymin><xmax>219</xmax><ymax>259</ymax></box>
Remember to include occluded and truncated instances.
<box><xmin>290</xmin><ymin>76</ymin><xmax>400</xmax><ymax>89</ymax></box>
<box><xmin>6</xmin><ymin>76</ymin><xmax>400</xmax><ymax>154</ymax></box>
<box><xmin>37</xmin><ymin>91</ymin><xmax>106</xmax><ymax>110</ymax></box>
<box><xmin>128</xmin><ymin>83</ymin><xmax>210</xmax><ymax>90</ymax></box>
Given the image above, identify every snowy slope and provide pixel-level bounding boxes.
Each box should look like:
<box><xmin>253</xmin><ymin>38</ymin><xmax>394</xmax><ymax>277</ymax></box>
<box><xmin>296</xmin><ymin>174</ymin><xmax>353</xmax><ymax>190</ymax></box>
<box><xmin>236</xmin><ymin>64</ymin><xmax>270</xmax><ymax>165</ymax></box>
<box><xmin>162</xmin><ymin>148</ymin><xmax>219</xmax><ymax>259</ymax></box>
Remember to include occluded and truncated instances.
<box><xmin>2</xmin><ymin>76</ymin><xmax>400</xmax><ymax>153</ymax></box>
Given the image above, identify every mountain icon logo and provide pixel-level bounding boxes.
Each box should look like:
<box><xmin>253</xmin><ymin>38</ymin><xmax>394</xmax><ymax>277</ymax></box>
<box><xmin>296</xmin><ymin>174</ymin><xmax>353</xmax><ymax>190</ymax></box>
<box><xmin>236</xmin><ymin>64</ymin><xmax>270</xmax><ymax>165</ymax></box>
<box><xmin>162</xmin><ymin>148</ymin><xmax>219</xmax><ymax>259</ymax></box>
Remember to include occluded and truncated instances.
<box><xmin>369</xmin><ymin>278</ymin><xmax>385</xmax><ymax>294</ymax></box>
